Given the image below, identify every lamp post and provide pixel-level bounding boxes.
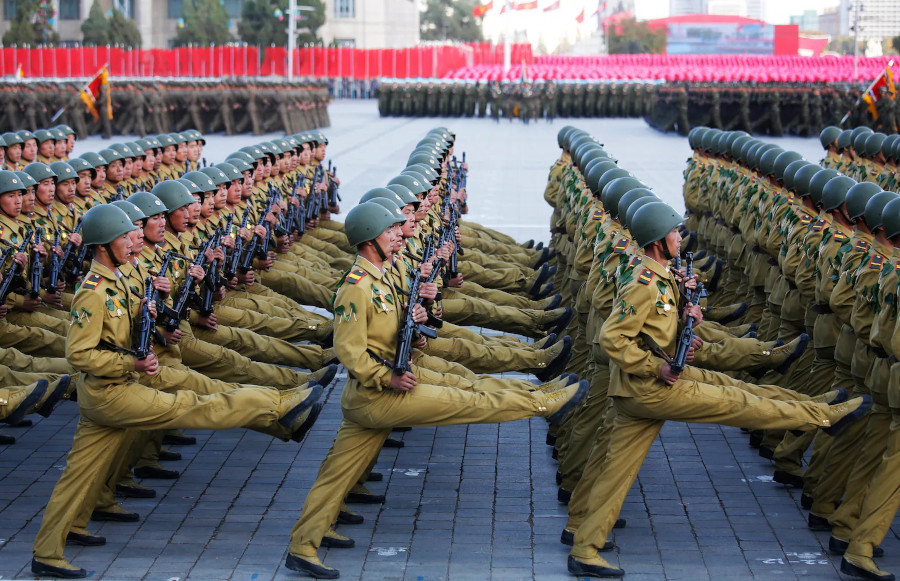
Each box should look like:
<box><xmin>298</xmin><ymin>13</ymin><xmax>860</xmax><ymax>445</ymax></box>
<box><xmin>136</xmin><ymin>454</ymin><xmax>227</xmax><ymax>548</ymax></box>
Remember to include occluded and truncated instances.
<box><xmin>286</xmin><ymin>0</ymin><xmax>316</xmax><ymax>81</ymax></box>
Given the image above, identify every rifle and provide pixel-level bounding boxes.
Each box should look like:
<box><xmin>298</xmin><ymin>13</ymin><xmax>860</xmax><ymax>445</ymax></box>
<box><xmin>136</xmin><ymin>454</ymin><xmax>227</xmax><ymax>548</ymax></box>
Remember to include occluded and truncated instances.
<box><xmin>224</xmin><ymin>212</ymin><xmax>250</xmax><ymax>280</ymax></box>
<box><xmin>45</xmin><ymin>230</ymin><xmax>61</xmax><ymax>293</ymax></box>
<box><xmin>392</xmin><ymin>267</ymin><xmax>438</xmax><ymax>376</ymax></box>
<box><xmin>28</xmin><ymin>228</ymin><xmax>43</xmax><ymax>299</ymax></box>
<box><xmin>197</xmin><ymin>229</ymin><xmax>223</xmax><ymax>316</ymax></box>
<box><xmin>307</xmin><ymin>165</ymin><xmax>325</xmax><ymax>222</ymax></box>
<box><xmin>60</xmin><ymin>218</ymin><xmax>82</xmax><ymax>280</ymax></box>
<box><xmin>112</xmin><ymin>185</ymin><xmax>125</xmax><ymax>202</ymax></box>
<box><xmin>66</xmin><ymin>243</ymin><xmax>91</xmax><ymax>284</ymax></box>
<box><xmin>240</xmin><ymin>194</ymin><xmax>276</xmax><ymax>273</ymax></box>
<box><xmin>134</xmin><ymin>277</ymin><xmax>155</xmax><ymax>360</ymax></box>
<box><xmin>670</xmin><ymin>280</ymin><xmax>704</xmax><ymax>375</ymax></box>
<box><xmin>327</xmin><ymin>160</ymin><xmax>341</xmax><ymax>206</ymax></box>
<box><xmin>0</xmin><ymin>237</ymin><xmax>29</xmax><ymax>304</ymax></box>
<box><xmin>161</xmin><ymin>239</ymin><xmax>212</xmax><ymax>332</ymax></box>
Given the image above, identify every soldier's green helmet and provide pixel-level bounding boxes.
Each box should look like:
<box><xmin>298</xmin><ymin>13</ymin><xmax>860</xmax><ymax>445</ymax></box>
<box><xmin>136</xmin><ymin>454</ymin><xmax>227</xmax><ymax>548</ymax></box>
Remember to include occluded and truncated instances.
<box><xmin>128</xmin><ymin>191</ymin><xmax>169</xmax><ymax>217</ymax></box>
<box><xmin>408</xmin><ymin>153</ymin><xmax>440</xmax><ymax>170</ymax></box>
<box><xmin>367</xmin><ymin>197</ymin><xmax>406</xmax><ymax>224</ymax></box>
<box><xmin>80</xmin><ymin>151</ymin><xmax>107</xmax><ymax>169</ymax></box>
<box><xmin>82</xmin><ymin>204</ymin><xmax>137</xmax><ymax>246</ymax></box>
<box><xmin>863</xmin><ymin>133</ymin><xmax>887</xmax><ymax>157</ymax></box>
<box><xmin>585</xmin><ymin>161</ymin><xmax>620</xmax><ymax>194</ymax></box>
<box><xmin>14</xmin><ymin>171</ymin><xmax>36</xmax><ymax>190</ymax></box>
<box><xmin>99</xmin><ymin>148</ymin><xmax>125</xmax><ymax>165</ymax></box>
<box><xmin>602</xmin><ymin>177</ymin><xmax>645</xmax><ymax>220</ymax></box>
<box><xmin>182</xmin><ymin>171</ymin><xmax>217</xmax><ymax>193</ymax></box>
<box><xmin>34</xmin><ymin>129</ymin><xmax>54</xmax><ymax>144</ymax></box>
<box><xmin>625</xmin><ymin>194</ymin><xmax>660</xmax><ymax>229</ymax></box>
<box><xmin>111</xmin><ymin>200</ymin><xmax>148</xmax><ymax>223</ymax></box>
<box><xmin>23</xmin><ymin>162</ymin><xmax>56</xmax><ymax>183</ymax></box>
<box><xmin>773</xmin><ymin>151</ymin><xmax>803</xmax><ymax>182</ymax></box>
<box><xmin>406</xmin><ymin>163</ymin><xmax>439</xmax><ymax>184</ymax></box>
<box><xmin>882</xmin><ymin>135</ymin><xmax>900</xmax><ymax>158</ymax></box>
<box><xmin>863</xmin><ymin>191</ymin><xmax>899</xmax><ymax>230</ymax></box>
<box><xmin>360</xmin><ymin>187</ymin><xmax>407</xmax><ymax>209</ymax></box>
<box><xmin>215</xmin><ymin>162</ymin><xmax>242</xmax><ymax>183</ymax></box>
<box><xmin>836</xmin><ymin>130</ymin><xmax>853</xmax><ymax>151</ymax></box>
<box><xmin>578</xmin><ymin>147</ymin><xmax>608</xmax><ymax>171</ymax></box>
<box><xmin>345</xmin><ymin>201</ymin><xmax>400</xmax><ymax>248</ymax></box>
<box><xmin>386</xmin><ymin>184</ymin><xmax>416</xmax><ymax>205</ymax></box>
<box><xmin>617</xmin><ymin>188</ymin><xmax>656</xmax><ymax>227</ymax></box>
<box><xmin>177</xmin><ymin>178</ymin><xmax>203</xmax><ymax>197</ymax></box>
<box><xmin>200</xmin><ymin>166</ymin><xmax>230</xmax><ymax>187</ymax></box>
<box><xmin>782</xmin><ymin>160</ymin><xmax>812</xmax><ymax>192</ymax></box>
<box><xmin>0</xmin><ymin>170</ymin><xmax>25</xmax><ymax>194</ymax></box>
<box><xmin>0</xmin><ymin>134</ymin><xmax>5</xmax><ymax>147</ymax></box>
<box><xmin>401</xmin><ymin>170</ymin><xmax>430</xmax><ymax>188</ymax></box>
<box><xmin>557</xmin><ymin>126</ymin><xmax>576</xmax><ymax>148</ymax></box>
<box><xmin>49</xmin><ymin>161</ymin><xmax>77</xmax><ymax>183</ymax></box>
<box><xmin>822</xmin><ymin>175</ymin><xmax>857</xmax><ymax>211</ymax></box>
<box><xmin>807</xmin><ymin>169</ymin><xmax>842</xmax><ymax>207</ymax></box>
<box><xmin>1</xmin><ymin>132</ymin><xmax>24</xmax><ymax>147</ymax></box>
<box><xmin>852</xmin><ymin>130</ymin><xmax>873</xmax><ymax>153</ymax></box>
<box><xmin>110</xmin><ymin>142</ymin><xmax>135</xmax><ymax>159</ymax></box>
<box><xmin>67</xmin><ymin>157</ymin><xmax>95</xmax><ymax>177</ymax></box>
<box><xmin>882</xmin><ymin>197</ymin><xmax>900</xmax><ymax>239</ymax></box>
<box><xmin>583</xmin><ymin>156</ymin><xmax>610</xmax><ymax>178</ymax></box>
<box><xmin>687</xmin><ymin>127</ymin><xmax>708</xmax><ymax>150</ymax></box>
<box><xmin>631</xmin><ymin>202</ymin><xmax>685</xmax><ymax>249</ymax></box>
<box><xmin>819</xmin><ymin>126</ymin><xmax>841</xmax><ymax>149</ymax></box>
<box><xmin>54</xmin><ymin>124</ymin><xmax>76</xmax><ymax>137</ymax></box>
<box><xmin>792</xmin><ymin>164</ymin><xmax>823</xmax><ymax>198</ymax></box>
<box><xmin>730</xmin><ymin>135</ymin><xmax>752</xmax><ymax>159</ymax></box>
<box><xmin>17</xmin><ymin>130</ymin><xmax>35</xmax><ymax>143</ymax></box>
<box><xmin>389</xmin><ymin>174</ymin><xmax>429</xmax><ymax>196</ymax></box>
<box><xmin>224</xmin><ymin>155</ymin><xmax>253</xmax><ymax>174</ymax></box>
<box><xmin>151</xmin><ymin>181</ymin><xmax>193</xmax><ymax>213</ymax></box>
<box><xmin>758</xmin><ymin>148</ymin><xmax>785</xmax><ymax>177</ymax></box>
<box><xmin>597</xmin><ymin>168</ymin><xmax>632</xmax><ymax>199</ymax></box>
<box><xmin>845</xmin><ymin>182</ymin><xmax>883</xmax><ymax>222</ymax></box>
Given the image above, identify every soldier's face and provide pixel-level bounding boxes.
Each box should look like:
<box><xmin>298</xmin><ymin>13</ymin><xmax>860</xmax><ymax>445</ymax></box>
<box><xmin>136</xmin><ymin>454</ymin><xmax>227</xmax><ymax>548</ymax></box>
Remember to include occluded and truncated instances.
<box><xmin>162</xmin><ymin>146</ymin><xmax>176</xmax><ymax>165</ymax></box>
<box><xmin>54</xmin><ymin>140</ymin><xmax>66</xmax><ymax>158</ymax></box>
<box><xmin>76</xmin><ymin>171</ymin><xmax>91</xmax><ymax>196</ymax></box>
<box><xmin>92</xmin><ymin>166</ymin><xmax>106</xmax><ymax>187</ymax></box>
<box><xmin>214</xmin><ymin>184</ymin><xmax>227</xmax><ymax>209</ymax></box>
<box><xmin>38</xmin><ymin>141</ymin><xmax>54</xmax><ymax>158</ymax></box>
<box><xmin>107</xmin><ymin>160</ymin><xmax>124</xmax><ymax>183</ymax></box>
<box><xmin>0</xmin><ymin>190</ymin><xmax>21</xmax><ymax>217</ymax></box>
<box><xmin>186</xmin><ymin>141</ymin><xmax>200</xmax><ymax>161</ymax></box>
<box><xmin>299</xmin><ymin>146</ymin><xmax>311</xmax><ymax>166</ymax></box>
<box><xmin>122</xmin><ymin>158</ymin><xmax>133</xmax><ymax>179</ymax></box>
<box><xmin>36</xmin><ymin>178</ymin><xmax>55</xmax><ymax>207</ymax></box>
<box><xmin>200</xmin><ymin>194</ymin><xmax>215</xmax><ymax>217</ymax></box>
<box><xmin>21</xmin><ymin>188</ymin><xmax>34</xmax><ymax>214</ymax></box>
<box><xmin>6</xmin><ymin>144</ymin><xmax>21</xmax><ymax>163</ymax></box>
<box><xmin>188</xmin><ymin>199</ymin><xmax>201</xmax><ymax>224</ymax></box>
<box><xmin>66</xmin><ymin>135</ymin><xmax>75</xmax><ymax>153</ymax></box>
<box><xmin>175</xmin><ymin>143</ymin><xmax>187</xmax><ymax>162</ymax></box>
<box><xmin>56</xmin><ymin>178</ymin><xmax>76</xmax><ymax>204</ymax></box>
<box><xmin>129</xmin><ymin>223</ymin><xmax>144</xmax><ymax>258</ymax></box>
<box><xmin>242</xmin><ymin>173</ymin><xmax>252</xmax><ymax>198</ymax></box>
<box><xmin>143</xmin><ymin>150</ymin><xmax>156</xmax><ymax>169</ymax></box>
<box><xmin>315</xmin><ymin>144</ymin><xmax>326</xmax><ymax>161</ymax></box>
<box><xmin>144</xmin><ymin>213</ymin><xmax>166</xmax><ymax>243</ymax></box>
<box><xmin>664</xmin><ymin>228</ymin><xmax>682</xmax><ymax>257</ymax></box>
<box><xmin>132</xmin><ymin>157</ymin><xmax>144</xmax><ymax>175</ymax></box>
<box><xmin>0</xmin><ymin>147</ymin><xmax>4</xmax><ymax>165</ymax></box>
<box><xmin>253</xmin><ymin>162</ymin><xmax>264</xmax><ymax>182</ymax></box>
<box><xmin>227</xmin><ymin>181</ymin><xmax>241</xmax><ymax>205</ymax></box>
<box><xmin>107</xmin><ymin>232</ymin><xmax>134</xmax><ymax>265</ymax></box>
<box><xmin>400</xmin><ymin>205</ymin><xmax>416</xmax><ymax>238</ymax></box>
<box><xmin>167</xmin><ymin>206</ymin><xmax>190</xmax><ymax>233</ymax></box>
<box><xmin>22</xmin><ymin>139</ymin><xmax>37</xmax><ymax>162</ymax></box>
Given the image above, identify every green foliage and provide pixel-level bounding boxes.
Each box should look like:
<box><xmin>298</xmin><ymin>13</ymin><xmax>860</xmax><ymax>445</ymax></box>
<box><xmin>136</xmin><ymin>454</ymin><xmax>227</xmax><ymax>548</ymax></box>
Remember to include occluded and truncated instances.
<box><xmin>421</xmin><ymin>0</ymin><xmax>483</xmax><ymax>42</ymax></box>
<box><xmin>891</xmin><ymin>36</ymin><xmax>900</xmax><ymax>55</ymax></box>
<box><xmin>81</xmin><ymin>0</ymin><xmax>142</xmax><ymax>48</ymax></box>
<box><xmin>108</xmin><ymin>9</ymin><xmax>142</xmax><ymax>47</ymax></box>
<box><xmin>607</xmin><ymin>18</ymin><xmax>665</xmax><ymax>55</ymax></box>
<box><xmin>2</xmin><ymin>0</ymin><xmax>60</xmax><ymax>46</ymax></box>
<box><xmin>81</xmin><ymin>0</ymin><xmax>108</xmax><ymax>46</ymax></box>
<box><xmin>826</xmin><ymin>35</ymin><xmax>863</xmax><ymax>55</ymax></box>
<box><xmin>238</xmin><ymin>0</ymin><xmax>325</xmax><ymax>47</ymax></box>
<box><xmin>174</xmin><ymin>0</ymin><xmax>233</xmax><ymax>47</ymax></box>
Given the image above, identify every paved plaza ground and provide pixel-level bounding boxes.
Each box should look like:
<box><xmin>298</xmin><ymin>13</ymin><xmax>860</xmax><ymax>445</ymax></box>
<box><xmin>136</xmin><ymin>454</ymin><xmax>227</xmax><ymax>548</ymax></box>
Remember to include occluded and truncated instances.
<box><xmin>0</xmin><ymin>101</ymin><xmax>890</xmax><ymax>580</ymax></box>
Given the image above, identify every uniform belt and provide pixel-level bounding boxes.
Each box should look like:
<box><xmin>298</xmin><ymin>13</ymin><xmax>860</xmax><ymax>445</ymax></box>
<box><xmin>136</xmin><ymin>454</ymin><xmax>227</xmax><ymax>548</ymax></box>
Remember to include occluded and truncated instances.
<box><xmin>367</xmin><ymin>349</ymin><xmax>395</xmax><ymax>371</ymax></box>
<box><xmin>98</xmin><ymin>339</ymin><xmax>136</xmax><ymax>356</ymax></box>
<box><xmin>872</xmin><ymin>347</ymin><xmax>889</xmax><ymax>359</ymax></box>
<box><xmin>810</xmin><ymin>303</ymin><xmax>833</xmax><ymax>314</ymax></box>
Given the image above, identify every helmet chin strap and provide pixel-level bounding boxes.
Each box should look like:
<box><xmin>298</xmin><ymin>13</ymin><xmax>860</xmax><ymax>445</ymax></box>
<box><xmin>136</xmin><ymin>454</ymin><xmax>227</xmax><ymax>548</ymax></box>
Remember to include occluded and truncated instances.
<box><xmin>371</xmin><ymin>239</ymin><xmax>388</xmax><ymax>262</ymax></box>
<box><xmin>104</xmin><ymin>243</ymin><xmax>122</xmax><ymax>268</ymax></box>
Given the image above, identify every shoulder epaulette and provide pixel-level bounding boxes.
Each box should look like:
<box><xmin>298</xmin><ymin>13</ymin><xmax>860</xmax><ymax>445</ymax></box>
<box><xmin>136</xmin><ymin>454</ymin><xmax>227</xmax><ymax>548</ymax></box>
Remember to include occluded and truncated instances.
<box><xmin>833</xmin><ymin>231</ymin><xmax>848</xmax><ymax>242</ymax></box>
<box><xmin>855</xmin><ymin>240</ymin><xmax>870</xmax><ymax>252</ymax></box>
<box><xmin>811</xmin><ymin>219</ymin><xmax>826</xmax><ymax>232</ymax></box>
<box><xmin>637</xmin><ymin>268</ymin><xmax>654</xmax><ymax>285</ymax></box>
<box><xmin>344</xmin><ymin>269</ymin><xmax>367</xmax><ymax>285</ymax></box>
<box><xmin>80</xmin><ymin>274</ymin><xmax>103</xmax><ymax>291</ymax></box>
<box><xmin>628</xmin><ymin>255</ymin><xmax>641</xmax><ymax>268</ymax></box>
<box><xmin>592</xmin><ymin>209</ymin><xmax>604</xmax><ymax>221</ymax></box>
<box><xmin>869</xmin><ymin>254</ymin><xmax>885</xmax><ymax>270</ymax></box>
<box><xmin>613</xmin><ymin>238</ymin><xmax>628</xmax><ymax>254</ymax></box>
<box><xmin>799</xmin><ymin>214</ymin><xmax>812</xmax><ymax>228</ymax></box>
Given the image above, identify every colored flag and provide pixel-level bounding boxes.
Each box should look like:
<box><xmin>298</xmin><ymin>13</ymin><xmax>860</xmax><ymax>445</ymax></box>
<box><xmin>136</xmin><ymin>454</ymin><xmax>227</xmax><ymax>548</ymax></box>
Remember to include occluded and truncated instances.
<box><xmin>593</xmin><ymin>1</ymin><xmax>607</xmax><ymax>15</ymax></box>
<box><xmin>544</xmin><ymin>0</ymin><xmax>560</xmax><ymax>10</ymax></box>
<box><xmin>520</xmin><ymin>59</ymin><xmax>528</xmax><ymax>82</ymax></box>
<box><xmin>80</xmin><ymin>66</ymin><xmax>109</xmax><ymax>122</ymax></box>
<box><xmin>861</xmin><ymin>62</ymin><xmax>895</xmax><ymax>119</ymax></box>
<box><xmin>575</xmin><ymin>8</ymin><xmax>584</xmax><ymax>22</ymax></box>
<box><xmin>472</xmin><ymin>0</ymin><xmax>493</xmax><ymax>18</ymax></box>
<box><xmin>14</xmin><ymin>64</ymin><xmax>23</xmax><ymax>79</ymax></box>
<box><xmin>515</xmin><ymin>1</ymin><xmax>538</xmax><ymax>9</ymax></box>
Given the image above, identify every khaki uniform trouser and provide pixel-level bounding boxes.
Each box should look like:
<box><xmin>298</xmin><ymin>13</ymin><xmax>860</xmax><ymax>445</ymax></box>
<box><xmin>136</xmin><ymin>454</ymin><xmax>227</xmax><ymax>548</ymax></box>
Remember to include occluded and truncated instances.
<box><xmin>192</xmin><ymin>321</ymin><xmax>324</xmax><ymax>371</ymax></box>
<box><xmin>423</xmin><ymin>335</ymin><xmax>544</xmax><ymax>374</ymax></box>
<box><xmin>456</xmin><ymin>260</ymin><xmax>527</xmax><ymax>293</ymax></box>
<box><xmin>214</xmin><ymin>298</ymin><xmax>323</xmax><ymax>343</ymax></box>
<box><xmin>846</xmin><ymin>362</ymin><xmax>900</xmax><ymax>560</ymax></box>
<box><xmin>569</xmin><ymin>367</ymin><xmax>830</xmax><ymax>558</ymax></box>
<box><xmin>0</xmin><ymin>320</ymin><xmax>66</xmax><ymax>358</ymax></box>
<box><xmin>306</xmin><ymin>227</ymin><xmax>352</xmax><ymax>254</ymax></box>
<box><xmin>442</xmin><ymin>295</ymin><xmax>547</xmax><ymax>338</ymax></box>
<box><xmin>34</xmin><ymin>375</ymin><xmax>287</xmax><ymax>564</ymax></box>
<box><xmin>0</xmin><ymin>346</ymin><xmax>73</xmax><ymax>374</ymax></box>
<box><xmin>289</xmin><ymin>377</ymin><xmax>544</xmax><ymax>556</ymax></box>
<box><xmin>454</xmin><ymin>280</ymin><xmax>540</xmax><ymax>310</ymax></box>
<box><xmin>179</xmin><ymin>333</ymin><xmax>307</xmax><ymax>390</ymax></box>
<box><xmin>257</xmin><ymin>267</ymin><xmax>334</xmax><ymax>311</ymax></box>
<box><xmin>439</xmin><ymin>321</ymin><xmax>526</xmax><ymax>347</ymax></box>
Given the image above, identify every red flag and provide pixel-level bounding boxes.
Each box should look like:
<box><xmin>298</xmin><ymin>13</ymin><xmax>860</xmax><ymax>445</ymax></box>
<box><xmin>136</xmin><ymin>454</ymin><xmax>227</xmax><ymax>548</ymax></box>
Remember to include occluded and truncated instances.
<box><xmin>472</xmin><ymin>1</ymin><xmax>493</xmax><ymax>17</ymax></box>
<box><xmin>862</xmin><ymin>63</ymin><xmax>896</xmax><ymax>119</ymax></box>
<box><xmin>515</xmin><ymin>1</ymin><xmax>538</xmax><ymax>9</ymax></box>
<box><xmin>80</xmin><ymin>66</ymin><xmax>107</xmax><ymax>122</ymax></box>
<box><xmin>593</xmin><ymin>1</ymin><xmax>607</xmax><ymax>15</ymax></box>
<box><xmin>576</xmin><ymin>8</ymin><xmax>585</xmax><ymax>22</ymax></box>
<box><xmin>544</xmin><ymin>0</ymin><xmax>560</xmax><ymax>10</ymax></box>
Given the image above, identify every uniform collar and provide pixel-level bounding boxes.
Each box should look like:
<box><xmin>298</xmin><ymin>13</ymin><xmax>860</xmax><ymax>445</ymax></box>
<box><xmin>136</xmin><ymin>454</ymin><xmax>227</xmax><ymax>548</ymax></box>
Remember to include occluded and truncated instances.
<box><xmin>90</xmin><ymin>260</ymin><xmax>121</xmax><ymax>282</ymax></box>
<box><xmin>355</xmin><ymin>255</ymin><xmax>384</xmax><ymax>281</ymax></box>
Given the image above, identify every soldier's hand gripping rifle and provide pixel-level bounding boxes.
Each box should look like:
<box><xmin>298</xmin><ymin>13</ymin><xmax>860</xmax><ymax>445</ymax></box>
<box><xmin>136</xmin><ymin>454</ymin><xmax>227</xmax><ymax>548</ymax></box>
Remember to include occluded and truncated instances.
<box><xmin>392</xmin><ymin>267</ymin><xmax>438</xmax><ymax>376</ymax></box>
<box><xmin>134</xmin><ymin>277</ymin><xmax>156</xmax><ymax>360</ymax></box>
<box><xmin>0</xmin><ymin>235</ymin><xmax>29</xmax><ymax>304</ymax></box>
<box><xmin>224</xmin><ymin>212</ymin><xmax>250</xmax><ymax>280</ymax></box>
<box><xmin>144</xmin><ymin>252</ymin><xmax>175</xmax><ymax>348</ymax></box>
<box><xmin>45</xmin><ymin>229</ymin><xmax>62</xmax><ymax>293</ymax></box>
<box><xmin>28</xmin><ymin>228</ymin><xmax>43</xmax><ymax>299</ymax></box>
<box><xmin>60</xmin><ymin>218</ymin><xmax>82</xmax><ymax>283</ymax></box>
<box><xmin>327</xmin><ymin>160</ymin><xmax>341</xmax><ymax>206</ymax></box>
<box><xmin>240</xmin><ymin>193</ymin><xmax>277</xmax><ymax>273</ymax></box>
<box><xmin>670</xmin><ymin>252</ymin><xmax>704</xmax><ymax>375</ymax></box>
<box><xmin>197</xmin><ymin>228</ymin><xmax>224</xmax><ymax>316</ymax></box>
<box><xmin>161</xmin><ymin>240</ymin><xmax>212</xmax><ymax>332</ymax></box>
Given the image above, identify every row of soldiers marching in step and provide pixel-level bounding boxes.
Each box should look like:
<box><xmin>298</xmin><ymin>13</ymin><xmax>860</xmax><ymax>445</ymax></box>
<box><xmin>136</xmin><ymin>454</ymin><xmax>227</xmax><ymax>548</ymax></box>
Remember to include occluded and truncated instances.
<box><xmin>377</xmin><ymin>80</ymin><xmax>653</xmax><ymax>122</ymax></box>
<box><xmin>0</xmin><ymin>123</ymin><xmax>590</xmax><ymax>578</ymax></box>
<box><xmin>542</xmin><ymin>124</ymin><xmax>898</xmax><ymax>579</ymax></box>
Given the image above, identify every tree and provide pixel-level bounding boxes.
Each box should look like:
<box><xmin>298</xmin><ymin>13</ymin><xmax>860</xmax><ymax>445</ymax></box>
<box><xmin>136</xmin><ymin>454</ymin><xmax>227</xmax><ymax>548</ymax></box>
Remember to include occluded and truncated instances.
<box><xmin>2</xmin><ymin>0</ymin><xmax>59</xmax><ymax>46</ymax></box>
<box><xmin>826</xmin><ymin>35</ymin><xmax>862</xmax><ymax>55</ymax></box>
<box><xmin>174</xmin><ymin>0</ymin><xmax>233</xmax><ymax>47</ymax></box>
<box><xmin>607</xmin><ymin>18</ymin><xmax>665</xmax><ymax>54</ymax></box>
<box><xmin>421</xmin><ymin>0</ymin><xmax>483</xmax><ymax>42</ymax></box>
<box><xmin>81</xmin><ymin>0</ymin><xmax>142</xmax><ymax>48</ymax></box>
<box><xmin>892</xmin><ymin>36</ymin><xmax>900</xmax><ymax>55</ymax></box>
<box><xmin>238</xmin><ymin>0</ymin><xmax>325</xmax><ymax>47</ymax></box>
